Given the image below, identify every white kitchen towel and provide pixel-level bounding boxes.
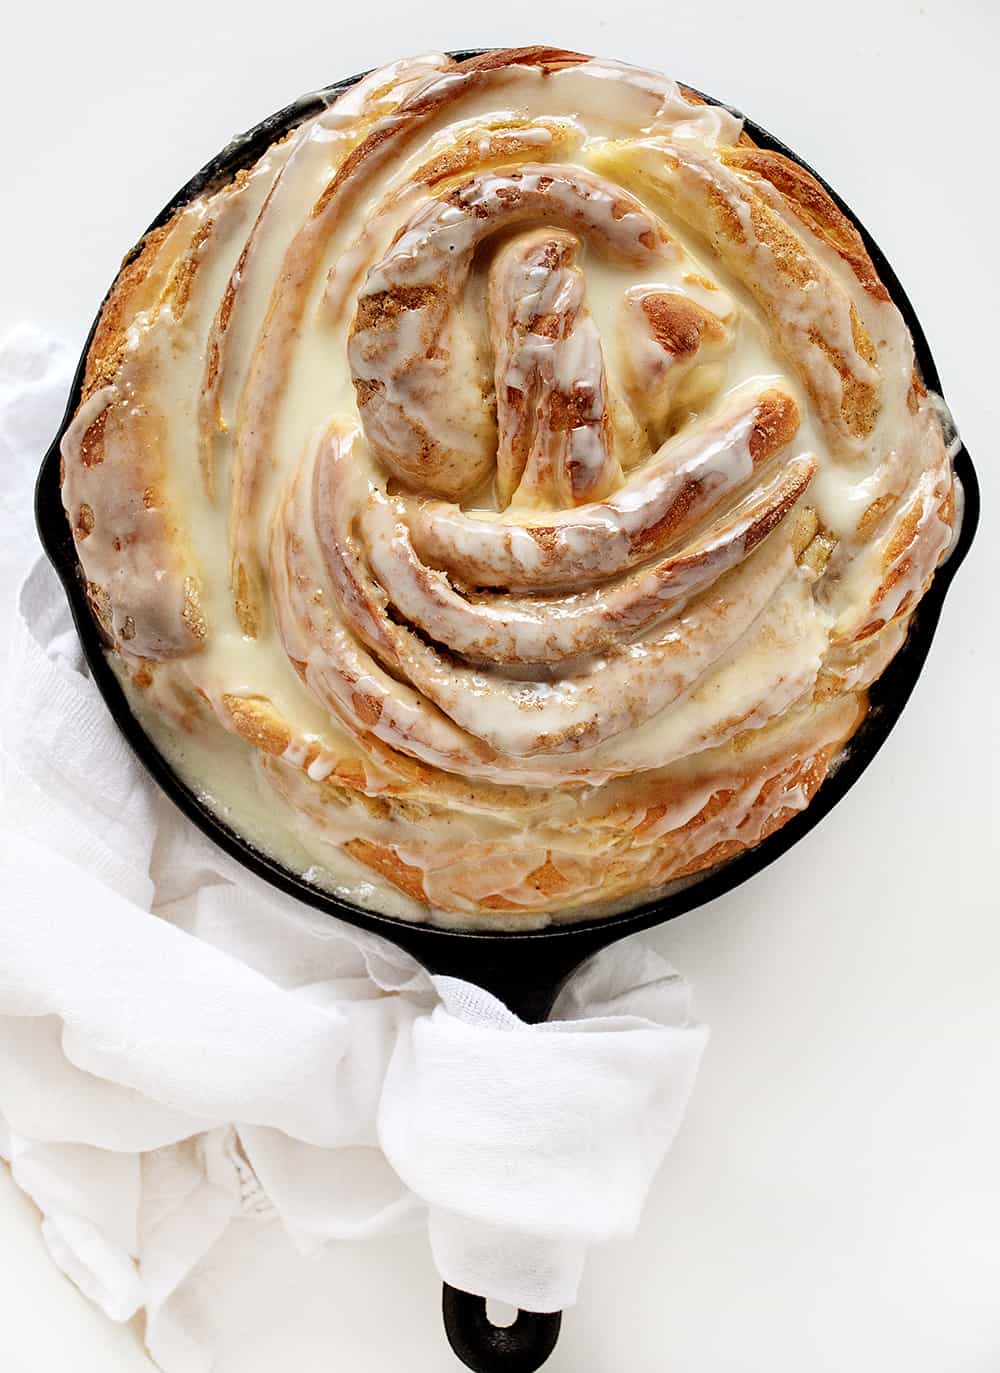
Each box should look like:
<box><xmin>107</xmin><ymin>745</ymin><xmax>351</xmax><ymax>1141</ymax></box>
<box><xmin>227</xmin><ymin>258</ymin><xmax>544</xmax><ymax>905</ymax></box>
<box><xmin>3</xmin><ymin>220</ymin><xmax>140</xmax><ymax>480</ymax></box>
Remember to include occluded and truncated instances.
<box><xmin>0</xmin><ymin>323</ymin><xmax>709</xmax><ymax>1372</ymax></box>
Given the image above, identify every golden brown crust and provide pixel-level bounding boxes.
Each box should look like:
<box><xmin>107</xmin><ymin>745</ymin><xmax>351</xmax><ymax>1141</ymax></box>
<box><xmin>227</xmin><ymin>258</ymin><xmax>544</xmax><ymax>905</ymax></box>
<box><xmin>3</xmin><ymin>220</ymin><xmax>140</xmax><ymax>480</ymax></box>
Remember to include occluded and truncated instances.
<box><xmin>415</xmin><ymin>119</ymin><xmax>583</xmax><ymax>188</ymax></box>
<box><xmin>82</xmin><ymin>223</ymin><xmax>175</xmax><ymax>400</ymax></box>
<box><xmin>222</xmin><ymin>695</ymin><xmax>292</xmax><ymax>756</ymax></box>
<box><xmin>344</xmin><ymin>838</ymin><xmax>428</xmax><ymax>903</ymax></box>
<box><xmin>748</xmin><ymin>389</ymin><xmax>800</xmax><ymax>464</ymax></box>
<box><xmin>456</xmin><ymin>46</ymin><xmax>591</xmax><ymax>75</ymax></box>
<box><xmin>638</xmin><ymin>292</ymin><xmax>727</xmax><ymax>356</ymax></box>
<box><xmin>669</xmin><ymin>750</ymin><xmax>832</xmax><ymax>880</ymax></box>
<box><xmin>721</xmin><ymin>146</ymin><xmax>889</xmax><ymax>301</ymax></box>
<box><xmin>807</xmin><ymin>315</ymin><xmax>879</xmax><ymax>438</ymax></box>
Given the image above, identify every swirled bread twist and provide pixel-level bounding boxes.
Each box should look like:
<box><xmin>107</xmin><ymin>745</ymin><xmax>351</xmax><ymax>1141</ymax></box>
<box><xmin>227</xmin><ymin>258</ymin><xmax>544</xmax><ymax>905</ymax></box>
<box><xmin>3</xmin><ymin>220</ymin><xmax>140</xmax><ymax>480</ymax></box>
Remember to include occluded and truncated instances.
<box><xmin>61</xmin><ymin>48</ymin><xmax>956</xmax><ymax>925</ymax></box>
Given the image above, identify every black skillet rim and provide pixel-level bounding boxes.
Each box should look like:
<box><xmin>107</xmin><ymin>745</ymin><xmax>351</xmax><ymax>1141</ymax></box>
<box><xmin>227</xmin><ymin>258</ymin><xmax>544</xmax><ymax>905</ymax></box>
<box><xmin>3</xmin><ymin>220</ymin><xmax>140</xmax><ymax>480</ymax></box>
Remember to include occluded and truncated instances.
<box><xmin>34</xmin><ymin>49</ymin><xmax>981</xmax><ymax>989</ymax></box>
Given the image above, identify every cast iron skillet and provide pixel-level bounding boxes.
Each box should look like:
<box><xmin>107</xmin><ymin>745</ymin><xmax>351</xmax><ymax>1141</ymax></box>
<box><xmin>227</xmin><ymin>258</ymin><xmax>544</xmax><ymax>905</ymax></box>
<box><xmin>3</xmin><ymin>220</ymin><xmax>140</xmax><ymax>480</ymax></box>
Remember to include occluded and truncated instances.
<box><xmin>35</xmin><ymin>49</ymin><xmax>979</xmax><ymax>1373</ymax></box>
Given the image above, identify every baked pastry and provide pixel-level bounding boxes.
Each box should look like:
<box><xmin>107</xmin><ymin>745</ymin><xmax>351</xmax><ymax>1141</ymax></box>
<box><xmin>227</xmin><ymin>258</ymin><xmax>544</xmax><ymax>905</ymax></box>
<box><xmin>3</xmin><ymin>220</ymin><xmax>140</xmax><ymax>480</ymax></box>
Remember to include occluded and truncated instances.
<box><xmin>60</xmin><ymin>47</ymin><xmax>958</xmax><ymax>926</ymax></box>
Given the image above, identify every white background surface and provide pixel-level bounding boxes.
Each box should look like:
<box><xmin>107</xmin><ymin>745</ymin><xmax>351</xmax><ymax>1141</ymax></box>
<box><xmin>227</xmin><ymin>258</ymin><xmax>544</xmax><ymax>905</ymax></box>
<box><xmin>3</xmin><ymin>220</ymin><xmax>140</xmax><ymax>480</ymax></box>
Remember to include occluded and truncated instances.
<box><xmin>3</xmin><ymin>2</ymin><xmax>999</xmax><ymax>1370</ymax></box>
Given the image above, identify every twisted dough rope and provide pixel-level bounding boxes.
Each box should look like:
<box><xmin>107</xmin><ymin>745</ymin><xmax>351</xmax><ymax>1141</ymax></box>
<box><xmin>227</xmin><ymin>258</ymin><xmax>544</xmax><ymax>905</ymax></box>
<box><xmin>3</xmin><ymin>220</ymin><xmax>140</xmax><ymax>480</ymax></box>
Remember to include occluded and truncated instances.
<box><xmin>60</xmin><ymin>48</ymin><xmax>956</xmax><ymax>922</ymax></box>
<box><xmin>347</xmin><ymin>165</ymin><xmax>672</xmax><ymax>499</ymax></box>
<box><xmin>488</xmin><ymin>228</ymin><xmax>629</xmax><ymax>508</ymax></box>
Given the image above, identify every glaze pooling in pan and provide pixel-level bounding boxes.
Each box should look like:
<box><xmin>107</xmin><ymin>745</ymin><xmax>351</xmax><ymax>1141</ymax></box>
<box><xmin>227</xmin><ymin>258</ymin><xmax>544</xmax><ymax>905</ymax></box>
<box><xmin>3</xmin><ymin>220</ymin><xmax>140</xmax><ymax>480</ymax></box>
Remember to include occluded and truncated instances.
<box><xmin>60</xmin><ymin>48</ymin><xmax>958</xmax><ymax>924</ymax></box>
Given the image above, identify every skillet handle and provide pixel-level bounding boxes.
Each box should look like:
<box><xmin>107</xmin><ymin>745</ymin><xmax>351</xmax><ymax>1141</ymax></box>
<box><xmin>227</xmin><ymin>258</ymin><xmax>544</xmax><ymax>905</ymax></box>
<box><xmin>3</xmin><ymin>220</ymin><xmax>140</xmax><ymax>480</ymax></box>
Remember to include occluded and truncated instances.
<box><xmin>442</xmin><ymin>1284</ymin><xmax>562</xmax><ymax>1372</ymax></box>
<box><xmin>411</xmin><ymin>932</ymin><xmax>610</xmax><ymax>1371</ymax></box>
<box><xmin>436</xmin><ymin>961</ymin><xmax>573</xmax><ymax>1372</ymax></box>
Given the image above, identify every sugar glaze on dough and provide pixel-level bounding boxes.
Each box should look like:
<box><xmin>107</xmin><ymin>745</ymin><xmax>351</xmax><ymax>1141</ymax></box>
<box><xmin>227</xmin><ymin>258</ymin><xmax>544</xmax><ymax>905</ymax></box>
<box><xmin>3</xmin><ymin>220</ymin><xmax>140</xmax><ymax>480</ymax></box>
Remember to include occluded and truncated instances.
<box><xmin>61</xmin><ymin>48</ymin><xmax>957</xmax><ymax>926</ymax></box>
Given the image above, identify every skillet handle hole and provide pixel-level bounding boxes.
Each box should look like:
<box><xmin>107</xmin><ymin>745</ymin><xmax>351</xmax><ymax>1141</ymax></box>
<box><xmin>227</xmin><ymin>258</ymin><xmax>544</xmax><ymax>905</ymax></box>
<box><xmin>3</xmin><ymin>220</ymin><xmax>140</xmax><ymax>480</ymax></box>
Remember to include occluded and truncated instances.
<box><xmin>442</xmin><ymin>1283</ymin><xmax>562</xmax><ymax>1372</ymax></box>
